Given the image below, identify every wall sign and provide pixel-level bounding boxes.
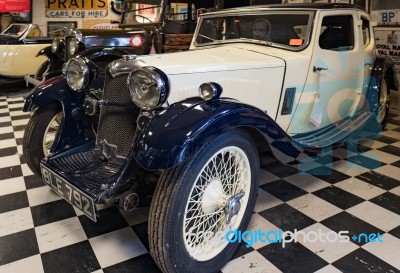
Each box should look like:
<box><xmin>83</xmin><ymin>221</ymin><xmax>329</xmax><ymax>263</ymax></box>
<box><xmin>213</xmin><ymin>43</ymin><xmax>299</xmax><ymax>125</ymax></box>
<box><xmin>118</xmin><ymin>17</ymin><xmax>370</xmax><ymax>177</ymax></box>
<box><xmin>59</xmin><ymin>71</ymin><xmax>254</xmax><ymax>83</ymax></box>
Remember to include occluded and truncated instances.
<box><xmin>46</xmin><ymin>0</ymin><xmax>108</xmax><ymax>18</ymax></box>
<box><xmin>375</xmin><ymin>27</ymin><xmax>400</xmax><ymax>83</ymax></box>
<box><xmin>0</xmin><ymin>0</ymin><xmax>30</xmax><ymax>12</ymax></box>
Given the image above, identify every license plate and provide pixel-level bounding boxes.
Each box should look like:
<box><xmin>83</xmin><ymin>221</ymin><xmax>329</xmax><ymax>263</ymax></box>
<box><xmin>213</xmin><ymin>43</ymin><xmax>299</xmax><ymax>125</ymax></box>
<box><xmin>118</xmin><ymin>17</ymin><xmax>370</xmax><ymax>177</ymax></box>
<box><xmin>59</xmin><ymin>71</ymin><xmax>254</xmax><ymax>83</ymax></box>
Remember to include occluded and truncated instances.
<box><xmin>40</xmin><ymin>164</ymin><xmax>97</xmax><ymax>222</ymax></box>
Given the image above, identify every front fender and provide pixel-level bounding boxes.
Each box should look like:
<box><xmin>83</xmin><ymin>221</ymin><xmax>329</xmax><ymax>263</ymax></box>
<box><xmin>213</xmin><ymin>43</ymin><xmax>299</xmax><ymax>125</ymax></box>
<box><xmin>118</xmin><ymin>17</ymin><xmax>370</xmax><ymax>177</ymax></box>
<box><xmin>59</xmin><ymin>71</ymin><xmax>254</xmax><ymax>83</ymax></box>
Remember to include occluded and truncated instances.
<box><xmin>36</xmin><ymin>46</ymin><xmax>52</xmax><ymax>58</ymax></box>
<box><xmin>134</xmin><ymin>98</ymin><xmax>310</xmax><ymax>171</ymax></box>
<box><xmin>24</xmin><ymin>76</ymin><xmax>81</xmax><ymax>112</ymax></box>
<box><xmin>24</xmin><ymin>76</ymin><xmax>89</xmax><ymax>152</ymax></box>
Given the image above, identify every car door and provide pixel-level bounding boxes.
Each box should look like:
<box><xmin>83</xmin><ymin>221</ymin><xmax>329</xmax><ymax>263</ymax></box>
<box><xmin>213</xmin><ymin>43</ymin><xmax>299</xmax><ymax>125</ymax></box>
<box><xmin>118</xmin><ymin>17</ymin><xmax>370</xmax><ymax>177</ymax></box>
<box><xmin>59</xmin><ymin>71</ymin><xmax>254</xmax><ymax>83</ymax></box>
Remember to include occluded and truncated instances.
<box><xmin>288</xmin><ymin>10</ymin><xmax>364</xmax><ymax>134</ymax></box>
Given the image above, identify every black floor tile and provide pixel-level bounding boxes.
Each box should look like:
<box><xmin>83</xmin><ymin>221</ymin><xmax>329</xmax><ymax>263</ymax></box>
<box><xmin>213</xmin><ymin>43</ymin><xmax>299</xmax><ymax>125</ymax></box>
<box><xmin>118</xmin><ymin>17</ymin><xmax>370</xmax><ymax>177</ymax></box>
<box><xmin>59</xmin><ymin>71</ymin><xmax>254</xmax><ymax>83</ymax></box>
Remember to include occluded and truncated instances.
<box><xmin>356</xmin><ymin>171</ymin><xmax>400</xmax><ymax>191</ymax></box>
<box><xmin>0</xmin><ymin>146</ymin><xmax>18</xmax><ymax>157</ymax></box>
<box><xmin>347</xmin><ymin>154</ymin><xmax>384</xmax><ymax>169</ymax></box>
<box><xmin>387</xmin><ymin>119</ymin><xmax>400</xmax><ymax>126</ymax></box>
<box><xmin>132</xmin><ymin>222</ymin><xmax>150</xmax><ymax>251</ymax></box>
<box><xmin>378</xmin><ymin>145</ymin><xmax>400</xmax><ymax>157</ymax></box>
<box><xmin>0</xmin><ymin>165</ymin><xmax>22</xmax><ymax>180</ymax></box>
<box><xmin>258</xmin><ymin>241</ymin><xmax>328</xmax><ymax>273</ymax></box>
<box><xmin>260</xmin><ymin>179</ymin><xmax>307</xmax><ymax>202</ymax></box>
<box><xmin>10</xmin><ymin>114</ymin><xmax>30</xmax><ymax>120</ymax></box>
<box><xmin>321</xmin><ymin>212</ymin><xmax>384</xmax><ymax>246</ymax></box>
<box><xmin>0</xmin><ymin>121</ymin><xmax>12</xmax><ymax>127</ymax></box>
<box><xmin>41</xmin><ymin>241</ymin><xmax>100</xmax><ymax>273</ymax></box>
<box><xmin>31</xmin><ymin>199</ymin><xmax>77</xmax><ymax>227</ymax></box>
<box><xmin>0</xmin><ymin>191</ymin><xmax>29</xmax><ymax>214</ymax></box>
<box><xmin>392</xmin><ymin>160</ymin><xmax>400</xmax><ymax>169</ymax></box>
<box><xmin>15</xmin><ymin>138</ymin><xmax>22</xmax><ymax>146</ymax></box>
<box><xmin>0</xmin><ymin>112</ymin><xmax>9</xmax><ymax>117</ymax></box>
<box><xmin>262</xmin><ymin>161</ymin><xmax>299</xmax><ymax>177</ymax></box>
<box><xmin>7</xmin><ymin>100</ymin><xmax>24</xmax><ymax>104</ymax></box>
<box><xmin>370</xmin><ymin>192</ymin><xmax>400</xmax><ymax>215</ymax></box>
<box><xmin>313</xmin><ymin>186</ymin><xmax>364</xmax><ymax>210</ymax></box>
<box><xmin>103</xmin><ymin>254</ymin><xmax>161</xmax><ymax>273</ymax></box>
<box><xmin>0</xmin><ymin>105</ymin><xmax>7</xmax><ymax>109</ymax></box>
<box><xmin>19</xmin><ymin>154</ymin><xmax>26</xmax><ymax>164</ymax></box>
<box><xmin>374</xmin><ymin>135</ymin><xmax>399</xmax><ymax>144</ymax></box>
<box><xmin>79</xmin><ymin>206</ymin><xmax>129</xmax><ymax>238</ymax></box>
<box><xmin>0</xmin><ymin>132</ymin><xmax>13</xmax><ymax>140</ymax></box>
<box><xmin>0</xmin><ymin>229</ymin><xmax>39</xmax><ymax>266</ymax></box>
<box><xmin>231</xmin><ymin>243</ymin><xmax>255</xmax><ymax>260</ymax></box>
<box><xmin>9</xmin><ymin>107</ymin><xmax>23</xmax><ymax>112</ymax></box>
<box><xmin>346</xmin><ymin>143</ymin><xmax>373</xmax><ymax>154</ymax></box>
<box><xmin>389</xmin><ymin>225</ymin><xmax>400</xmax><ymax>240</ymax></box>
<box><xmin>306</xmin><ymin>166</ymin><xmax>350</xmax><ymax>184</ymax></box>
<box><xmin>12</xmin><ymin>124</ymin><xmax>26</xmax><ymax>131</ymax></box>
<box><xmin>259</xmin><ymin>203</ymin><xmax>316</xmax><ymax>232</ymax></box>
<box><xmin>24</xmin><ymin>175</ymin><xmax>44</xmax><ymax>189</ymax></box>
<box><xmin>333</xmin><ymin>248</ymin><xmax>400</xmax><ymax>273</ymax></box>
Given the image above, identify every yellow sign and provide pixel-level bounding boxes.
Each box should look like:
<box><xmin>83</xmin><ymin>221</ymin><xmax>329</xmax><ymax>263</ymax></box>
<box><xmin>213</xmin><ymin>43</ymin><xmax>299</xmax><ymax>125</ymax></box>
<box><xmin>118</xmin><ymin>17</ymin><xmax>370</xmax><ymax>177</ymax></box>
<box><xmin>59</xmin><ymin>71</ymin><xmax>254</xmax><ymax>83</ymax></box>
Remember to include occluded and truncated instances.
<box><xmin>46</xmin><ymin>0</ymin><xmax>108</xmax><ymax>18</ymax></box>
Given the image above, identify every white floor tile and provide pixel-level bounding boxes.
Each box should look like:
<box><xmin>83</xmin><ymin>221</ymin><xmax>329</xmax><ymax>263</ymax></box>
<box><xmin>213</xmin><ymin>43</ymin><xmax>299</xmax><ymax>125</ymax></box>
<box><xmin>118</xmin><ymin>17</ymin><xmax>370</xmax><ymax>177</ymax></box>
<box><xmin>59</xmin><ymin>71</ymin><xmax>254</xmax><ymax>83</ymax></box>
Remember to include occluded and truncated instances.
<box><xmin>8</xmin><ymin>103</ymin><xmax>24</xmax><ymax>108</ymax></box>
<box><xmin>0</xmin><ymin>116</ymin><xmax>11</xmax><ymax>123</ymax></box>
<box><xmin>35</xmin><ymin>217</ymin><xmax>87</xmax><ymax>253</ymax></box>
<box><xmin>21</xmin><ymin>163</ymin><xmax>34</xmax><ymax>176</ymax></box>
<box><xmin>287</xmin><ymin>194</ymin><xmax>342</xmax><ymax>222</ymax></box>
<box><xmin>392</xmin><ymin>141</ymin><xmax>400</xmax><ymax>149</ymax></box>
<box><xmin>11</xmin><ymin>119</ymin><xmax>29</xmax><ymax>126</ymax></box>
<box><xmin>382</xmin><ymin>130</ymin><xmax>400</xmax><ymax>140</ymax></box>
<box><xmin>285</xmin><ymin>173</ymin><xmax>331</xmax><ymax>193</ymax></box>
<box><xmin>0</xmin><ymin>254</ymin><xmax>44</xmax><ymax>273</ymax></box>
<box><xmin>335</xmin><ymin>178</ymin><xmax>386</xmax><ymax>200</ymax></box>
<box><xmin>253</xmin><ymin>189</ymin><xmax>283</xmax><ymax>213</ymax></box>
<box><xmin>362</xmin><ymin>233</ymin><xmax>400</xmax><ymax>269</ymax></box>
<box><xmin>222</xmin><ymin>251</ymin><xmax>282</xmax><ymax>273</ymax></box>
<box><xmin>0</xmin><ymin>154</ymin><xmax>20</xmax><ymax>169</ymax></box>
<box><xmin>314</xmin><ymin>265</ymin><xmax>343</xmax><ymax>273</ymax></box>
<box><xmin>27</xmin><ymin>186</ymin><xmax>62</xmax><ymax>207</ymax></box>
<box><xmin>9</xmin><ymin>110</ymin><xmax>28</xmax><ymax>117</ymax></box>
<box><xmin>358</xmin><ymin>139</ymin><xmax>388</xmax><ymax>149</ymax></box>
<box><xmin>0</xmin><ymin>177</ymin><xmax>26</xmax><ymax>196</ymax></box>
<box><xmin>0</xmin><ymin>138</ymin><xmax>16</xmax><ymax>149</ymax></box>
<box><xmin>346</xmin><ymin>201</ymin><xmax>400</xmax><ymax>232</ymax></box>
<box><xmin>331</xmin><ymin>160</ymin><xmax>369</xmax><ymax>176</ymax></box>
<box><xmin>296</xmin><ymin>160</ymin><xmax>324</xmax><ymax>172</ymax></box>
<box><xmin>298</xmin><ymin>223</ymin><xmax>358</xmax><ymax>263</ymax></box>
<box><xmin>14</xmin><ymin>130</ymin><xmax>24</xmax><ymax>139</ymax></box>
<box><xmin>0</xmin><ymin>208</ymin><xmax>34</xmax><ymax>237</ymax></box>
<box><xmin>89</xmin><ymin>227</ymin><xmax>147</xmax><ymax>268</ymax></box>
<box><xmin>361</xmin><ymin>149</ymin><xmax>400</xmax><ymax>164</ymax></box>
<box><xmin>390</xmin><ymin>186</ymin><xmax>400</xmax><ymax>196</ymax></box>
<box><xmin>246</xmin><ymin>213</ymin><xmax>279</xmax><ymax>249</ymax></box>
<box><xmin>259</xmin><ymin>169</ymin><xmax>280</xmax><ymax>185</ymax></box>
<box><xmin>375</xmin><ymin>165</ymin><xmax>400</xmax><ymax>181</ymax></box>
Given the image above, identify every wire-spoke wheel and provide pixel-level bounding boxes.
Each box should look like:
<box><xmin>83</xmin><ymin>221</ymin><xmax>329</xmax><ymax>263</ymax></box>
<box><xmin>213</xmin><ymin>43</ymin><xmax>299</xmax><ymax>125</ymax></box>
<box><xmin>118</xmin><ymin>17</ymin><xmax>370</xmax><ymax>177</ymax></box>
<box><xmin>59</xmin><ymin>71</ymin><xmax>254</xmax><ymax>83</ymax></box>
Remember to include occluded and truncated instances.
<box><xmin>23</xmin><ymin>103</ymin><xmax>62</xmax><ymax>176</ymax></box>
<box><xmin>377</xmin><ymin>77</ymin><xmax>390</xmax><ymax>126</ymax></box>
<box><xmin>149</xmin><ymin>130</ymin><xmax>259</xmax><ymax>273</ymax></box>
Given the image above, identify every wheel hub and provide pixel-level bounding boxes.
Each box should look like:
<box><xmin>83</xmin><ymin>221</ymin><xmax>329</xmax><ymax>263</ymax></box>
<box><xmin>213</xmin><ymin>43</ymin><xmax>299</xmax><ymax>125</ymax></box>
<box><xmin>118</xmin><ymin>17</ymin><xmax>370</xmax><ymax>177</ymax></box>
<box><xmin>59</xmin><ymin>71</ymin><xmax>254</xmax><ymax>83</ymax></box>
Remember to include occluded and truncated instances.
<box><xmin>225</xmin><ymin>191</ymin><xmax>245</xmax><ymax>224</ymax></box>
<box><xmin>201</xmin><ymin>180</ymin><xmax>227</xmax><ymax>214</ymax></box>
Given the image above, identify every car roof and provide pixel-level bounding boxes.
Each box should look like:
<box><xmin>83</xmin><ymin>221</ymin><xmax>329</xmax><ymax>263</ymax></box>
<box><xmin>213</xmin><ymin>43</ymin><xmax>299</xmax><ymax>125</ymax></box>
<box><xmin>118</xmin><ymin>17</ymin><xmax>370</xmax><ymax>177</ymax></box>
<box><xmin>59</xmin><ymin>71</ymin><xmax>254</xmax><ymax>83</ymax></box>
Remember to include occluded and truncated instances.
<box><xmin>205</xmin><ymin>3</ymin><xmax>365</xmax><ymax>15</ymax></box>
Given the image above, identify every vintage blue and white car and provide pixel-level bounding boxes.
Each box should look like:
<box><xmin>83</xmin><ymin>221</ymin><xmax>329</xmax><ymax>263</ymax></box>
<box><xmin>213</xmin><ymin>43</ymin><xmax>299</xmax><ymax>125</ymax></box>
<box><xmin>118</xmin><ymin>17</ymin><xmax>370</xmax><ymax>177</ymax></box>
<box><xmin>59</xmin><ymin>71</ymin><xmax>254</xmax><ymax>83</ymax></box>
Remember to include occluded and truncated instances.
<box><xmin>23</xmin><ymin>3</ymin><xmax>398</xmax><ymax>273</ymax></box>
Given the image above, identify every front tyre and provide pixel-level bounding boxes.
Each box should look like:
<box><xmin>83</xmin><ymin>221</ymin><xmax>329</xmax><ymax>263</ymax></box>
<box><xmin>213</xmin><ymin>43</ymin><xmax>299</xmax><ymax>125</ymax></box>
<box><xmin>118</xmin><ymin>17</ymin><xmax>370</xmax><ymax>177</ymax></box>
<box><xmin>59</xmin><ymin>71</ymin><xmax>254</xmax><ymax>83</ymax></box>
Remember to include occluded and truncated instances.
<box><xmin>149</xmin><ymin>130</ymin><xmax>259</xmax><ymax>273</ymax></box>
<box><xmin>23</xmin><ymin>103</ymin><xmax>62</xmax><ymax>176</ymax></box>
<box><xmin>377</xmin><ymin>77</ymin><xmax>390</xmax><ymax>129</ymax></box>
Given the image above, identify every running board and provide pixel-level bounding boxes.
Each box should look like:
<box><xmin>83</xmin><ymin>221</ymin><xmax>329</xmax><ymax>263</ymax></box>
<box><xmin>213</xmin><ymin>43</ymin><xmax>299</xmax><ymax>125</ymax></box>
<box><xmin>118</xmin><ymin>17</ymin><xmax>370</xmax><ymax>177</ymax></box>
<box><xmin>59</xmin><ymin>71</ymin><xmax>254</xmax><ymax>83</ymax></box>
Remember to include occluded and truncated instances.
<box><xmin>292</xmin><ymin>112</ymin><xmax>373</xmax><ymax>148</ymax></box>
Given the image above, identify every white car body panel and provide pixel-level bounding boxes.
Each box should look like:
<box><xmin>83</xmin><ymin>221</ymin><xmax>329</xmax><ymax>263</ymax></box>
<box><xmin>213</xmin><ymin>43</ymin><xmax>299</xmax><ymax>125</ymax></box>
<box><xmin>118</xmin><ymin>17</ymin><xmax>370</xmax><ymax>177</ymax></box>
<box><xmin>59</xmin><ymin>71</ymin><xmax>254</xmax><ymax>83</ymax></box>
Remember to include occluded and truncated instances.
<box><xmin>0</xmin><ymin>44</ymin><xmax>48</xmax><ymax>77</ymax></box>
<box><xmin>140</xmin><ymin>45</ymin><xmax>287</xmax><ymax>117</ymax></box>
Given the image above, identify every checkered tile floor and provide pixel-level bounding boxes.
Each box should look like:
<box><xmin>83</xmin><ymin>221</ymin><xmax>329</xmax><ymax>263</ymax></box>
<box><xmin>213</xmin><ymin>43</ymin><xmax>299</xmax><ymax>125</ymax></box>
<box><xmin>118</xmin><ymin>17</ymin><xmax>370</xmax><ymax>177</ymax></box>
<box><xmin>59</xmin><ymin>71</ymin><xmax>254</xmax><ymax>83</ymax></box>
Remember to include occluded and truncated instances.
<box><xmin>1</xmin><ymin>93</ymin><xmax>400</xmax><ymax>273</ymax></box>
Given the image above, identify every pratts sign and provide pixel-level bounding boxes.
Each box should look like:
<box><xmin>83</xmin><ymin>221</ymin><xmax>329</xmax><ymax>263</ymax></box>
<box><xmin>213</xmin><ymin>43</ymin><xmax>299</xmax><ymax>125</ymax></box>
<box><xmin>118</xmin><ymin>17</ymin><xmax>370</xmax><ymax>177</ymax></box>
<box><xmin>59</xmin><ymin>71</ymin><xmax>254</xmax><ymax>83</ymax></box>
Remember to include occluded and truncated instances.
<box><xmin>46</xmin><ymin>0</ymin><xmax>108</xmax><ymax>18</ymax></box>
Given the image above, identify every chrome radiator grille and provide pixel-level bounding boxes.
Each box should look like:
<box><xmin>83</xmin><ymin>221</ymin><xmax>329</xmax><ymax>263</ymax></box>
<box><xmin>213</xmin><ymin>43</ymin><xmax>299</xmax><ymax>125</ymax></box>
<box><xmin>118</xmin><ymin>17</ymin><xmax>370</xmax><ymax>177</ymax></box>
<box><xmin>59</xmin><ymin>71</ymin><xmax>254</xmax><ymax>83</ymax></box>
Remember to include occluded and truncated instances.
<box><xmin>96</xmin><ymin>70</ymin><xmax>140</xmax><ymax>157</ymax></box>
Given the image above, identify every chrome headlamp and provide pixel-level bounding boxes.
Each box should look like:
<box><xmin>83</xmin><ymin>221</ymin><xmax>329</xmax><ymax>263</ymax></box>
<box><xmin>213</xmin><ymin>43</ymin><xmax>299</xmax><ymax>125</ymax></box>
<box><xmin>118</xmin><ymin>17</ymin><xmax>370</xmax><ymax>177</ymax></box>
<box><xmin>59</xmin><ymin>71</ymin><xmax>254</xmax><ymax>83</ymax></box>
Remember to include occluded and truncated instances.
<box><xmin>65</xmin><ymin>57</ymin><xmax>96</xmax><ymax>91</ymax></box>
<box><xmin>127</xmin><ymin>67</ymin><xmax>169</xmax><ymax>110</ymax></box>
<box><xmin>68</xmin><ymin>37</ymin><xmax>79</xmax><ymax>56</ymax></box>
<box><xmin>51</xmin><ymin>38</ymin><xmax>60</xmax><ymax>53</ymax></box>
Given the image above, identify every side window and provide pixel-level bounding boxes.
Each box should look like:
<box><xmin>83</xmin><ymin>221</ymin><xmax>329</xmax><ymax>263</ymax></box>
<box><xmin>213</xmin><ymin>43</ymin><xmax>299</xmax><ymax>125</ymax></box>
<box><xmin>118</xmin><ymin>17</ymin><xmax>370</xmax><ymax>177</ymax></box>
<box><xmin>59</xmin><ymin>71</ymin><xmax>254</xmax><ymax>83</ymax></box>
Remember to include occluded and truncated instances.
<box><xmin>319</xmin><ymin>15</ymin><xmax>354</xmax><ymax>51</ymax></box>
<box><xmin>361</xmin><ymin>17</ymin><xmax>370</xmax><ymax>46</ymax></box>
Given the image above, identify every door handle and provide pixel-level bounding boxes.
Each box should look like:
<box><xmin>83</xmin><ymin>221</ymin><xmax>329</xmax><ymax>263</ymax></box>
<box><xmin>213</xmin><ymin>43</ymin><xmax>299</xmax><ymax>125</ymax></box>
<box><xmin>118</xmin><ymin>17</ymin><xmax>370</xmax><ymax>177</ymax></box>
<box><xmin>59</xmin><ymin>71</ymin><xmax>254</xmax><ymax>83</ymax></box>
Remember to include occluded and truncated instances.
<box><xmin>313</xmin><ymin>66</ymin><xmax>328</xmax><ymax>72</ymax></box>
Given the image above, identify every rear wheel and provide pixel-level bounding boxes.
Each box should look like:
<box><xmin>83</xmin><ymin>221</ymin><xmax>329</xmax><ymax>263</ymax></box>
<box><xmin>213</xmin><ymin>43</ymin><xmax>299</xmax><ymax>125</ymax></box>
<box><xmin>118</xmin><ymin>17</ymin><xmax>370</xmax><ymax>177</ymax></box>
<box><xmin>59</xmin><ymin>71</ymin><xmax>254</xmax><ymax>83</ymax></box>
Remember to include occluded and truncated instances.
<box><xmin>149</xmin><ymin>130</ymin><xmax>259</xmax><ymax>273</ymax></box>
<box><xmin>23</xmin><ymin>103</ymin><xmax>62</xmax><ymax>176</ymax></box>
